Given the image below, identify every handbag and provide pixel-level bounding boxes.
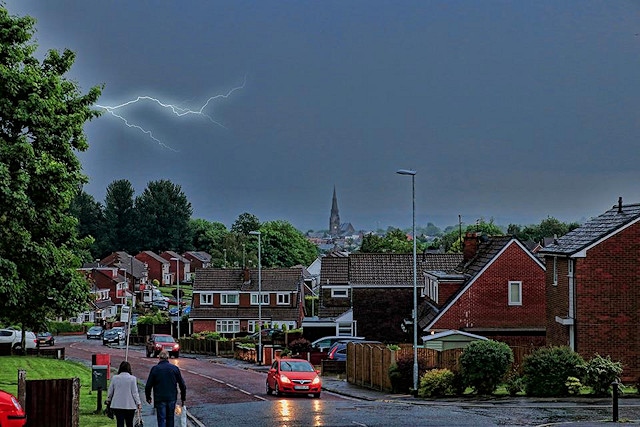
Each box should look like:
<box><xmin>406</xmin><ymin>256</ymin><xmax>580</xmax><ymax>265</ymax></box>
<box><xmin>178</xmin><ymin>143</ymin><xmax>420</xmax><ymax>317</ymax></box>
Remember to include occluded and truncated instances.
<box><xmin>134</xmin><ymin>408</ymin><xmax>144</xmax><ymax>427</ymax></box>
<box><xmin>104</xmin><ymin>401</ymin><xmax>114</xmax><ymax>419</ymax></box>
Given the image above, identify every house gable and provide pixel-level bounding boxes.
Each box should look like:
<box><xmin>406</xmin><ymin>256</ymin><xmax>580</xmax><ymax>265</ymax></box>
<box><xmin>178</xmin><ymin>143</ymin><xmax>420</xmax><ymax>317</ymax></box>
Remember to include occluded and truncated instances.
<box><xmin>425</xmin><ymin>238</ymin><xmax>546</xmax><ymax>343</ymax></box>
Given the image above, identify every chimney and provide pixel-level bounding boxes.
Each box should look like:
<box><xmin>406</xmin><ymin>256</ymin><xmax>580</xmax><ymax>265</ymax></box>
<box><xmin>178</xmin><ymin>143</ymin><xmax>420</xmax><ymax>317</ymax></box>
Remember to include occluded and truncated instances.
<box><xmin>243</xmin><ymin>267</ymin><xmax>251</xmax><ymax>283</ymax></box>
<box><xmin>618</xmin><ymin>196</ymin><xmax>623</xmax><ymax>213</ymax></box>
<box><xmin>463</xmin><ymin>232</ymin><xmax>479</xmax><ymax>262</ymax></box>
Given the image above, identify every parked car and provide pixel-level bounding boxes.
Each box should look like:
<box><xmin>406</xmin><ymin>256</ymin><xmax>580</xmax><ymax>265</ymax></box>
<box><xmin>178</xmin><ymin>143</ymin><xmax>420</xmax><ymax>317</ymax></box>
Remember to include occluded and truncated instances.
<box><xmin>86</xmin><ymin>326</ymin><xmax>104</xmax><ymax>340</ymax></box>
<box><xmin>36</xmin><ymin>332</ymin><xmax>55</xmax><ymax>347</ymax></box>
<box><xmin>102</xmin><ymin>327</ymin><xmax>125</xmax><ymax>345</ymax></box>
<box><xmin>266</xmin><ymin>358</ymin><xmax>322</xmax><ymax>398</ymax></box>
<box><xmin>310</xmin><ymin>336</ymin><xmax>366</xmax><ymax>351</ymax></box>
<box><xmin>146</xmin><ymin>334</ymin><xmax>179</xmax><ymax>358</ymax></box>
<box><xmin>327</xmin><ymin>340</ymin><xmax>383</xmax><ymax>361</ymax></box>
<box><xmin>0</xmin><ymin>389</ymin><xmax>26</xmax><ymax>427</ymax></box>
<box><xmin>0</xmin><ymin>329</ymin><xmax>38</xmax><ymax>352</ymax></box>
<box><xmin>168</xmin><ymin>305</ymin><xmax>191</xmax><ymax>317</ymax></box>
<box><xmin>151</xmin><ymin>300</ymin><xmax>169</xmax><ymax>310</ymax></box>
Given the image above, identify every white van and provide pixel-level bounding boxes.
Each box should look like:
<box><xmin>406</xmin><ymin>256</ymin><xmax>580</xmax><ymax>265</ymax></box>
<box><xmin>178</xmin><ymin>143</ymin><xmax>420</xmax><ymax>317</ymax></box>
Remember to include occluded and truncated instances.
<box><xmin>310</xmin><ymin>335</ymin><xmax>366</xmax><ymax>351</ymax></box>
<box><xmin>0</xmin><ymin>329</ymin><xmax>38</xmax><ymax>351</ymax></box>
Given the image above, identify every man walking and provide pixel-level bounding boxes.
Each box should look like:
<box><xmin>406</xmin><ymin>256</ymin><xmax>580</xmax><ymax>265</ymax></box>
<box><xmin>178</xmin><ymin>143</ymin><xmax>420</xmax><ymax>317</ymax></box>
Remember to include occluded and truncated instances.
<box><xmin>145</xmin><ymin>350</ymin><xmax>187</xmax><ymax>427</ymax></box>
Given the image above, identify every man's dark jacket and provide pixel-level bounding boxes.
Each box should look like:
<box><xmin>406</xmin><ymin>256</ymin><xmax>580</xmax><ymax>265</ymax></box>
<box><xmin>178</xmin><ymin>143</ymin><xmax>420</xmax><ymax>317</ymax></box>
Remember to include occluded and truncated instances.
<box><xmin>145</xmin><ymin>359</ymin><xmax>187</xmax><ymax>403</ymax></box>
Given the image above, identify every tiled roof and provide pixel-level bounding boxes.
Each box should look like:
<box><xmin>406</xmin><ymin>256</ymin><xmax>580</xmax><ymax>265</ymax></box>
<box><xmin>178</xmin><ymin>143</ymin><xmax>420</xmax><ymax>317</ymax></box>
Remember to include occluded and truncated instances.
<box><xmin>540</xmin><ymin>202</ymin><xmax>640</xmax><ymax>255</ymax></box>
<box><xmin>185</xmin><ymin>251</ymin><xmax>212</xmax><ymax>262</ymax></box>
<box><xmin>320</xmin><ymin>257</ymin><xmax>349</xmax><ymax>284</ymax></box>
<box><xmin>140</xmin><ymin>250</ymin><xmax>169</xmax><ymax>263</ymax></box>
<box><xmin>457</xmin><ymin>236</ymin><xmax>515</xmax><ymax>280</ymax></box>
<box><xmin>349</xmin><ymin>253</ymin><xmax>463</xmax><ymax>286</ymax></box>
<box><xmin>193</xmin><ymin>268</ymin><xmax>303</xmax><ymax>292</ymax></box>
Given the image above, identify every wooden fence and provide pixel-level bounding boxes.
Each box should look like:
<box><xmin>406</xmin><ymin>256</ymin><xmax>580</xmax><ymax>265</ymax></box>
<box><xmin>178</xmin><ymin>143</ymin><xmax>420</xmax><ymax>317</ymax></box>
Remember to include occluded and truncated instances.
<box><xmin>18</xmin><ymin>370</ymin><xmax>80</xmax><ymax>427</ymax></box>
<box><xmin>346</xmin><ymin>343</ymin><xmax>536</xmax><ymax>392</ymax></box>
<box><xmin>178</xmin><ymin>337</ymin><xmax>236</xmax><ymax>356</ymax></box>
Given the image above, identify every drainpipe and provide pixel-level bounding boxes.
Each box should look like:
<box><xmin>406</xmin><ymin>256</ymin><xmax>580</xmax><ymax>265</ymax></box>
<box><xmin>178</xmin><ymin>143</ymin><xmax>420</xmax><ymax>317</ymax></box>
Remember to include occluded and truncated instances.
<box><xmin>568</xmin><ymin>258</ymin><xmax>575</xmax><ymax>350</ymax></box>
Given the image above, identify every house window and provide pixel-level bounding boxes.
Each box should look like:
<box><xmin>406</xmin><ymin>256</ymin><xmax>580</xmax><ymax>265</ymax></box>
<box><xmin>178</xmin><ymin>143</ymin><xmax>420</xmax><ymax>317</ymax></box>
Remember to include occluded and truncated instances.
<box><xmin>331</xmin><ymin>287</ymin><xmax>348</xmax><ymax>298</ymax></box>
<box><xmin>251</xmin><ymin>293</ymin><xmax>269</xmax><ymax>305</ymax></box>
<box><xmin>508</xmin><ymin>281</ymin><xmax>522</xmax><ymax>306</ymax></box>
<box><xmin>276</xmin><ymin>293</ymin><xmax>290</xmax><ymax>305</ymax></box>
<box><xmin>425</xmin><ymin>278</ymin><xmax>438</xmax><ymax>303</ymax></box>
<box><xmin>221</xmin><ymin>293</ymin><xmax>239</xmax><ymax>305</ymax></box>
<box><xmin>552</xmin><ymin>257</ymin><xmax>558</xmax><ymax>286</ymax></box>
<box><xmin>216</xmin><ymin>319</ymin><xmax>240</xmax><ymax>333</ymax></box>
<box><xmin>200</xmin><ymin>293</ymin><xmax>213</xmax><ymax>305</ymax></box>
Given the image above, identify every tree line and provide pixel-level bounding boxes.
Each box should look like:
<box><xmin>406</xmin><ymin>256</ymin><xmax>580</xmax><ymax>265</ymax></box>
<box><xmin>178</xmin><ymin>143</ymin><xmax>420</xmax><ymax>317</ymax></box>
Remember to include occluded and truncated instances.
<box><xmin>70</xmin><ymin>179</ymin><xmax>319</xmax><ymax>269</ymax></box>
<box><xmin>360</xmin><ymin>217</ymin><xmax>580</xmax><ymax>254</ymax></box>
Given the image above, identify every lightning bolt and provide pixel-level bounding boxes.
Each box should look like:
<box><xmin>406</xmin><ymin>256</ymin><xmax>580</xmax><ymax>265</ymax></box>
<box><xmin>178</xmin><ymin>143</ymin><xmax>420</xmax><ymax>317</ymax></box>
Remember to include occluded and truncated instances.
<box><xmin>95</xmin><ymin>76</ymin><xmax>247</xmax><ymax>150</ymax></box>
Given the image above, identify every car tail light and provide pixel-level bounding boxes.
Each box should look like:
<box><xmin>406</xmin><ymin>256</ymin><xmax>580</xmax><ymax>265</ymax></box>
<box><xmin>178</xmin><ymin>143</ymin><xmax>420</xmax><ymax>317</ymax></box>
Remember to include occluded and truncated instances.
<box><xmin>328</xmin><ymin>347</ymin><xmax>337</xmax><ymax>359</ymax></box>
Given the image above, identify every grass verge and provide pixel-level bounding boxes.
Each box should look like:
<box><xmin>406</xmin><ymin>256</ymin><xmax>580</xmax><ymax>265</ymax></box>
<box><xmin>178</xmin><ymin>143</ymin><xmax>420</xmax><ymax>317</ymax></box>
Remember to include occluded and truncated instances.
<box><xmin>0</xmin><ymin>356</ymin><xmax>116</xmax><ymax>427</ymax></box>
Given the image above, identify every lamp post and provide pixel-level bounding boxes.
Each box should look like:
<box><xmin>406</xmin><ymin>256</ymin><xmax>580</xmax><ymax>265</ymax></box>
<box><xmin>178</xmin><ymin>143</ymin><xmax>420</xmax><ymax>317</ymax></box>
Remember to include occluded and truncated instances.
<box><xmin>249</xmin><ymin>231</ymin><xmax>262</xmax><ymax>365</ymax></box>
<box><xmin>171</xmin><ymin>257</ymin><xmax>181</xmax><ymax>339</ymax></box>
<box><xmin>397</xmin><ymin>168</ymin><xmax>418</xmax><ymax>394</ymax></box>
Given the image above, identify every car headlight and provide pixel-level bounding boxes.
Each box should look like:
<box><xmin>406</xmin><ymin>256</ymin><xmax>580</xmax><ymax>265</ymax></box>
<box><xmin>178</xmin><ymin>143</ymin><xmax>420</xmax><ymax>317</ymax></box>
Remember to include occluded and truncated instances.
<box><xmin>312</xmin><ymin>376</ymin><xmax>321</xmax><ymax>385</ymax></box>
<box><xmin>173</xmin><ymin>344</ymin><xmax>180</xmax><ymax>351</ymax></box>
<box><xmin>279</xmin><ymin>374</ymin><xmax>292</xmax><ymax>384</ymax></box>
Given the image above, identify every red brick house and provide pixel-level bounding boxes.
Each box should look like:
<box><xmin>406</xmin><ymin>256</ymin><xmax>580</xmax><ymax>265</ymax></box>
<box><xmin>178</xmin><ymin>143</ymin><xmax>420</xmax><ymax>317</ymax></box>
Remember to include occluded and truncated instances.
<box><xmin>100</xmin><ymin>251</ymin><xmax>149</xmax><ymax>295</ymax></box>
<box><xmin>419</xmin><ymin>234</ymin><xmax>547</xmax><ymax>347</ymax></box>
<box><xmin>539</xmin><ymin>199</ymin><xmax>640</xmax><ymax>381</ymax></box>
<box><xmin>160</xmin><ymin>251</ymin><xmax>190</xmax><ymax>284</ymax></box>
<box><xmin>182</xmin><ymin>251</ymin><xmax>212</xmax><ymax>279</ymax></box>
<box><xmin>190</xmin><ymin>267</ymin><xmax>306</xmax><ymax>336</ymax></box>
<box><xmin>135</xmin><ymin>251</ymin><xmax>171</xmax><ymax>285</ymax></box>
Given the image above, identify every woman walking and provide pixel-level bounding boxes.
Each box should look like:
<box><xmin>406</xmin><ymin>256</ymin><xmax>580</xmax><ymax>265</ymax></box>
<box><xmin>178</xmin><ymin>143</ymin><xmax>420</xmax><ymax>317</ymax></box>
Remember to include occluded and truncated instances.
<box><xmin>107</xmin><ymin>360</ymin><xmax>142</xmax><ymax>427</ymax></box>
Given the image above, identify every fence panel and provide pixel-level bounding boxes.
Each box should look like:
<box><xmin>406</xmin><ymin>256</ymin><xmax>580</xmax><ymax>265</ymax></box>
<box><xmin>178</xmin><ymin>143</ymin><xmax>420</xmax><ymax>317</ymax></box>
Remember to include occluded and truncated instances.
<box><xmin>25</xmin><ymin>378</ymin><xmax>79</xmax><ymax>427</ymax></box>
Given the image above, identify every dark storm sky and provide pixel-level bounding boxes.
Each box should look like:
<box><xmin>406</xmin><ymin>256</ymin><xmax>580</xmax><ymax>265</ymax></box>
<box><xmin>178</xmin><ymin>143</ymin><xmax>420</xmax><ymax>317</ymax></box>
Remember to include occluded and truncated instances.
<box><xmin>5</xmin><ymin>1</ymin><xmax>640</xmax><ymax>232</ymax></box>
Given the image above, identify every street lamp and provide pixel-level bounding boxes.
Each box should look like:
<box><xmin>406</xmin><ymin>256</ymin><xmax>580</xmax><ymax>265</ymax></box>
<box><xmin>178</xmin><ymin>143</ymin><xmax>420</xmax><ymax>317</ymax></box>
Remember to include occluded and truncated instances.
<box><xmin>171</xmin><ymin>257</ymin><xmax>181</xmax><ymax>339</ymax></box>
<box><xmin>396</xmin><ymin>168</ymin><xmax>418</xmax><ymax>394</ymax></box>
<box><xmin>249</xmin><ymin>230</ymin><xmax>262</xmax><ymax>365</ymax></box>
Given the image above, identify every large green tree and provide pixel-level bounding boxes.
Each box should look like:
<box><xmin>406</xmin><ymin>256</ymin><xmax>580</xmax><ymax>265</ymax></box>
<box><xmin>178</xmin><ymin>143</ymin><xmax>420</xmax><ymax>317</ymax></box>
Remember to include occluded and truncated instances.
<box><xmin>257</xmin><ymin>220</ymin><xmax>318</xmax><ymax>268</ymax></box>
<box><xmin>231</xmin><ymin>212</ymin><xmax>260</xmax><ymax>234</ymax></box>
<box><xmin>133</xmin><ymin>179</ymin><xmax>193</xmax><ymax>253</ymax></box>
<box><xmin>0</xmin><ymin>8</ymin><xmax>102</xmax><ymax>334</ymax></box>
<box><xmin>359</xmin><ymin>228</ymin><xmax>416</xmax><ymax>253</ymax></box>
<box><xmin>103</xmin><ymin>179</ymin><xmax>136</xmax><ymax>253</ymax></box>
<box><xmin>69</xmin><ymin>188</ymin><xmax>105</xmax><ymax>259</ymax></box>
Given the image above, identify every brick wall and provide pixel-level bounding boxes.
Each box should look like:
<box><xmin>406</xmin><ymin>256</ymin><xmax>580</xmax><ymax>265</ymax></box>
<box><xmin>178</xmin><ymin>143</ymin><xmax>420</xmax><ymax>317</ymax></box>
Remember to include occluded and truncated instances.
<box><xmin>575</xmin><ymin>224</ymin><xmax>640</xmax><ymax>381</ymax></box>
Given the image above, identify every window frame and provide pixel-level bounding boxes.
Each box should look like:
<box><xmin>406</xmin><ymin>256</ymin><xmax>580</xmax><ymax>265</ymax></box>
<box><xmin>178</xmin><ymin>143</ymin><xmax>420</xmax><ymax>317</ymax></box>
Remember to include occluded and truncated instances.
<box><xmin>276</xmin><ymin>293</ymin><xmax>290</xmax><ymax>305</ymax></box>
<box><xmin>220</xmin><ymin>292</ymin><xmax>239</xmax><ymax>305</ymax></box>
<box><xmin>508</xmin><ymin>281</ymin><xmax>522</xmax><ymax>306</ymax></box>
<box><xmin>250</xmin><ymin>293</ymin><xmax>269</xmax><ymax>305</ymax></box>
<box><xmin>331</xmin><ymin>287</ymin><xmax>349</xmax><ymax>298</ymax></box>
<box><xmin>216</xmin><ymin>319</ymin><xmax>240</xmax><ymax>333</ymax></box>
<box><xmin>200</xmin><ymin>292</ymin><xmax>213</xmax><ymax>305</ymax></box>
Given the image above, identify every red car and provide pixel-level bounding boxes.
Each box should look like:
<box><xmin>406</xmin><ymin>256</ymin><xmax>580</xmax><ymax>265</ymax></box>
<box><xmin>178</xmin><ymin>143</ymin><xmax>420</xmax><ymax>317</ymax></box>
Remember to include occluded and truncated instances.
<box><xmin>0</xmin><ymin>390</ymin><xmax>26</xmax><ymax>427</ymax></box>
<box><xmin>266</xmin><ymin>358</ymin><xmax>322</xmax><ymax>398</ymax></box>
<box><xmin>146</xmin><ymin>334</ymin><xmax>180</xmax><ymax>358</ymax></box>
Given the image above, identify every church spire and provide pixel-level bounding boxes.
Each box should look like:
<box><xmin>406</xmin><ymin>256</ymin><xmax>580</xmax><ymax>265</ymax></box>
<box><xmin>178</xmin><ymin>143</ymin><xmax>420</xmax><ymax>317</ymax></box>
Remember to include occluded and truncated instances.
<box><xmin>330</xmin><ymin>186</ymin><xmax>340</xmax><ymax>236</ymax></box>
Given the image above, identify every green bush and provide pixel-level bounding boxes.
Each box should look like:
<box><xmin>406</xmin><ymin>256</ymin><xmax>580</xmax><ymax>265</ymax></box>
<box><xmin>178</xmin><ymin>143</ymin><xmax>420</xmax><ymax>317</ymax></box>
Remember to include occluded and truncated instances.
<box><xmin>504</xmin><ymin>365</ymin><xmax>524</xmax><ymax>396</ymax></box>
<box><xmin>459</xmin><ymin>340</ymin><xmax>513</xmax><ymax>395</ymax></box>
<box><xmin>418</xmin><ymin>368</ymin><xmax>455</xmax><ymax>397</ymax></box>
<box><xmin>522</xmin><ymin>346</ymin><xmax>584</xmax><ymax>397</ymax></box>
<box><xmin>288</xmin><ymin>338</ymin><xmax>312</xmax><ymax>354</ymax></box>
<box><xmin>388</xmin><ymin>353</ymin><xmax>433</xmax><ymax>394</ymax></box>
<box><xmin>565</xmin><ymin>376</ymin><xmax>582</xmax><ymax>395</ymax></box>
<box><xmin>47</xmin><ymin>321</ymin><xmax>85</xmax><ymax>334</ymax></box>
<box><xmin>580</xmin><ymin>354</ymin><xmax>623</xmax><ymax>396</ymax></box>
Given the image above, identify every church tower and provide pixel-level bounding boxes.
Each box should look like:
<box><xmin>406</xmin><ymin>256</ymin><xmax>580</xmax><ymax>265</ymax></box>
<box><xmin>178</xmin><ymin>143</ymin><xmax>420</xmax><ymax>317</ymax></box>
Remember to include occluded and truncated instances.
<box><xmin>329</xmin><ymin>186</ymin><xmax>340</xmax><ymax>236</ymax></box>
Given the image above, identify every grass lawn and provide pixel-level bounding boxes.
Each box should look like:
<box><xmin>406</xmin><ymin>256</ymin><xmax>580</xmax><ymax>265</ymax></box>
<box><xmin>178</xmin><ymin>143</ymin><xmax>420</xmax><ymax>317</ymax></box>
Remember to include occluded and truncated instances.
<box><xmin>0</xmin><ymin>356</ymin><xmax>118</xmax><ymax>427</ymax></box>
